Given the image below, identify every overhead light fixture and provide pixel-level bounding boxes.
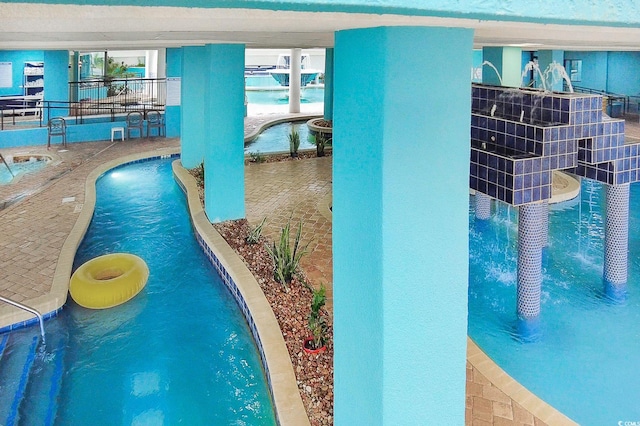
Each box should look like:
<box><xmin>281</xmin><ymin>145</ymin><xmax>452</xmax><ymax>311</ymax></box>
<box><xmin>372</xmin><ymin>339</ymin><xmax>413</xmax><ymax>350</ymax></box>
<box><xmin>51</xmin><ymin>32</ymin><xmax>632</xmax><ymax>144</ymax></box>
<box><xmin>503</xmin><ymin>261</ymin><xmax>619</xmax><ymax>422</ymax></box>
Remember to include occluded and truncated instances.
<box><xmin>506</xmin><ymin>43</ymin><xmax>544</xmax><ymax>48</ymax></box>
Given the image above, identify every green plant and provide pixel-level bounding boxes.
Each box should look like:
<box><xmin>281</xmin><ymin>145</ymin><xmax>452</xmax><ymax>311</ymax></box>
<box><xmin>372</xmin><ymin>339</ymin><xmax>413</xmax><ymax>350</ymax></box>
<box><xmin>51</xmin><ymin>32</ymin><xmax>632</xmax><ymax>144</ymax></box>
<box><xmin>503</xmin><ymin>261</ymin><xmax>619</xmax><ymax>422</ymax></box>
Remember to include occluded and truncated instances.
<box><xmin>308</xmin><ymin>285</ymin><xmax>328</xmax><ymax>350</ymax></box>
<box><xmin>249</xmin><ymin>151</ymin><xmax>265</xmax><ymax>163</ymax></box>
<box><xmin>246</xmin><ymin>217</ymin><xmax>267</xmax><ymax>245</ymax></box>
<box><xmin>288</xmin><ymin>126</ymin><xmax>301</xmax><ymax>157</ymax></box>
<box><xmin>192</xmin><ymin>162</ymin><xmax>204</xmax><ymax>188</ymax></box>
<box><xmin>265</xmin><ymin>217</ymin><xmax>309</xmax><ymax>288</ymax></box>
<box><xmin>314</xmin><ymin>133</ymin><xmax>331</xmax><ymax>157</ymax></box>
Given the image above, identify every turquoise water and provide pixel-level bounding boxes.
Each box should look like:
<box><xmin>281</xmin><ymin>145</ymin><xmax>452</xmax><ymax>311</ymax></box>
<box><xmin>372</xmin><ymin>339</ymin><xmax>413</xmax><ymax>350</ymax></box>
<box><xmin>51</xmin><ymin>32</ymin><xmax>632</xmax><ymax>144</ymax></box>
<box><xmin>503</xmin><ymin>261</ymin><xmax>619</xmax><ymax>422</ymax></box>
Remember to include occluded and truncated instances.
<box><xmin>0</xmin><ymin>159</ymin><xmax>47</xmax><ymax>184</ymax></box>
<box><xmin>0</xmin><ymin>158</ymin><xmax>276</xmax><ymax>425</ymax></box>
<box><xmin>469</xmin><ymin>179</ymin><xmax>640</xmax><ymax>424</ymax></box>
<box><xmin>245</xmin><ymin>121</ymin><xmax>315</xmax><ymax>154</ymax></box>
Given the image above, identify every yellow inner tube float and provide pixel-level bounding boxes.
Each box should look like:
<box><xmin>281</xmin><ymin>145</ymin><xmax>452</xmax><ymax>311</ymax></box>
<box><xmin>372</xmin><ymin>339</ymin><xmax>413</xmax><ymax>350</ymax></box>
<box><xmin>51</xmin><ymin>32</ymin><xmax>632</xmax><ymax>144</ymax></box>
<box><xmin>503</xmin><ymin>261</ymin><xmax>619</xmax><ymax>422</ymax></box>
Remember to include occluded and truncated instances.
<box><xmin>70</xmin><ymin>253</ymin><xmax>149</xmax><ymax>309</ymax></box>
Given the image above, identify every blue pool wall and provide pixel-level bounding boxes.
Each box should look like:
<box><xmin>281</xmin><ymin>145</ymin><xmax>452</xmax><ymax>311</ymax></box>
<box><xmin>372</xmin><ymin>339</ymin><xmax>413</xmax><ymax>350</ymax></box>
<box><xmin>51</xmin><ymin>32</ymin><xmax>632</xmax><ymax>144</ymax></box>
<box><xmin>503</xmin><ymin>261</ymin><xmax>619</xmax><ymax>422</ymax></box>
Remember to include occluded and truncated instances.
<box><xmin>333</xmin><ymin>26</ymin><xmax>472</xmax><ymax>425</ymax></box>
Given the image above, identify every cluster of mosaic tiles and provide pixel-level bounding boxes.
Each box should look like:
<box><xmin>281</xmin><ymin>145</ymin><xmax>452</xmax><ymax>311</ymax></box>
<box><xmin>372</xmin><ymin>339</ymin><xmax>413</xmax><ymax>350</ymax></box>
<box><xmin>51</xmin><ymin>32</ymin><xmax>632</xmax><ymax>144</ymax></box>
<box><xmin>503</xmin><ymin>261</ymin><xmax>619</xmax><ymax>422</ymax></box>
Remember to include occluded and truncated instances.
<box><xmin>470</xmin><ymin>83</ymin><xmax>640</xmax><ymax>206</ymax></box>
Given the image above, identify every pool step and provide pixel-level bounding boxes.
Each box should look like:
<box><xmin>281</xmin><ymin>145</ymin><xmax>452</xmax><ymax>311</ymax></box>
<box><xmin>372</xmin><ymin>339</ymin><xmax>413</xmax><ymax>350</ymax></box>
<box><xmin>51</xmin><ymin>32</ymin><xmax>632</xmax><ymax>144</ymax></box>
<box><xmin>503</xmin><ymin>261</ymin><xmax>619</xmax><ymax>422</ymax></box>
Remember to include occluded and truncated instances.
<box><xmin>0</xmin><ymin>333</ymin><xmax>39</xmax><ymax>426</ymax></box>
<box><xmin>19</xmin><ymin>333</ymin><xmax>66</xmax><ymax>426</ymax></box>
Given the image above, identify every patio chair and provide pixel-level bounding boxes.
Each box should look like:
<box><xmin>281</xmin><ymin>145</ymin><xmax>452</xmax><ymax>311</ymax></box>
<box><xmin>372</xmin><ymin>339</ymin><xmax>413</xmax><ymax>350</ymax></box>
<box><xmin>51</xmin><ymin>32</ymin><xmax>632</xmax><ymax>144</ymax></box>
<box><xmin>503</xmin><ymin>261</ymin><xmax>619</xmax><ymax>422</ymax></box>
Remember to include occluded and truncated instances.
<box><xmin>126</xmin><ymin>111</ymin><xmax>144</xmax><ymax>139</ymax></box>
<box><xmin>47</xmin><ymin>117</ymin><xmax>66</xmax><ymax>149</ymax></box>
<box><xmin>146</xmin><ymin>110</ymin><xmax>165</xmax><ymax>137</ymax></box>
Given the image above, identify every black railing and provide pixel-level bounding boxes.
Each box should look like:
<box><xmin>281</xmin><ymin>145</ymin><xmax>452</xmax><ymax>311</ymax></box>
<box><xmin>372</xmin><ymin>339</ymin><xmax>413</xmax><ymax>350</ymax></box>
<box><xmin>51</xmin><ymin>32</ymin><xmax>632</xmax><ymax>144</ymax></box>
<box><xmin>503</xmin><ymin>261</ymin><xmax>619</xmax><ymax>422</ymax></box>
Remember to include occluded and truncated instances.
<box><xmin>69</xmin><ymin>77</ymin><xmax>166</xmax><ymax>117</ymax></box>
<box><xmin>1</xmin><ymin>77</ymin><xmax>166</xmax><ymax>130</ymax></box>
<box><xmin>571</xmin><ymin>85</ymin><xmax>631</xmax><ymax>116</ymax></box>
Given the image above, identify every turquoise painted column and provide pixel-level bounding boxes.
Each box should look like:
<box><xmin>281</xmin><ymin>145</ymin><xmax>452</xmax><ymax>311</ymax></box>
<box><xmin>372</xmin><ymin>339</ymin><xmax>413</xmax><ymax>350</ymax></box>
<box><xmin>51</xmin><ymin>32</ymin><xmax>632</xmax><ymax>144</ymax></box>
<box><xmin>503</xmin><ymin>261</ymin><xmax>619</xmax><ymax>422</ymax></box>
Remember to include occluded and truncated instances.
<box><xmin>323</xmin><ymin>48</ymin><xmax>334</xmax><ymax>120</ymax></box>
<box><xmin>180</xmin><ymin>46</ymin><xmax>206</xmax><ymax>168</ymax></box>
<box><xmin>165</xmin><ymin>47</ymin><xmax>181</xmax><ymax>138</ymax></box>
<box><xmin>203</xmin><ymin>44</ymin><xmax>245</xmax><ymax>222</ymax></box>
<box><xmin>482</xmin><ymin>46</ymin><xmax>523</xmax><ymax>87</ymax></box>
<box><xmin>43</xmin><ymin>50</ymin><xmax>69</xmax><ymax>119</ymax></box>
<box><xmin>334</xmin><ymin>26</ymin><xmax>472</xmax><ymax>425</ymax></box>
<box><xmin>537</xmin><ymin>50</ymin><xmax>566</xmax><ymax>91</ymax></box>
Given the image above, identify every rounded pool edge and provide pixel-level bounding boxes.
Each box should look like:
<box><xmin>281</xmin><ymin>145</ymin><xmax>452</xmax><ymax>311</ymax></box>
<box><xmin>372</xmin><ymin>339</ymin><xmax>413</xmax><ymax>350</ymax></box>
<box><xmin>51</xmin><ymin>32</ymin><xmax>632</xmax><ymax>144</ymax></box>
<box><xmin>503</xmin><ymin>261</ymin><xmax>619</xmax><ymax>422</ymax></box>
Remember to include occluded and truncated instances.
<box><xmin>467</xmin><ymin>338</ymin><xmax>578</xmax><ymax>425</ymax></box>
<box><xmin>244</xmin><ymin>113</ymin><xmax>321</xmax><ymax>144</ymax></box>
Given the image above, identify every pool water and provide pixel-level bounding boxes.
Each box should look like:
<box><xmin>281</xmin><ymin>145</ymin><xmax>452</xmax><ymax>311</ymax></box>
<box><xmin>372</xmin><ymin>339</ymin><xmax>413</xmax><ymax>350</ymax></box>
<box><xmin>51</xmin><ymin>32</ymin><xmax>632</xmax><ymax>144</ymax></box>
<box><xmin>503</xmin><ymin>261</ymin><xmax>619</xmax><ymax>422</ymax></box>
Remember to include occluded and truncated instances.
<box><xmin>0</xmin><ymin>158</ymin><xmax>48</xmax><ymax>184</ymax></box>
<box><xmin>246</xmin><ymin>88</ymin><xmax>324</xmax><ymax>105</ymax></box>
<box><xmin>469</xmin><ymin>178</ymin><xmax>640</xmax><ymax>424</ymax></box>
<box><xmin>245</xmin><ymin>121</ymin><xmax>315</xmax><ymax>154</ymax></box>
<box><xmin>0</xmin><ymin>158</ymin><xmax>276</xmax><ymax>425</ymax></box>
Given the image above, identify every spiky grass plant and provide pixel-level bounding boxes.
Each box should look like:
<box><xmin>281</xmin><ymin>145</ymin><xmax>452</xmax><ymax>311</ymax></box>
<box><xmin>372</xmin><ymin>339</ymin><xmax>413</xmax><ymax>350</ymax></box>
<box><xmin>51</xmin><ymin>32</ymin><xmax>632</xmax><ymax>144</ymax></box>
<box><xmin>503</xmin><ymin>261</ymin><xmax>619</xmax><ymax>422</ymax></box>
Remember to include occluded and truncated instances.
<box><xmin>308</xmin><ymin>284</ymin><xmax>328</xmax><ymax>350</ymax></box>
<box><xmin>265</xmin><ymin>218</ymin><xmax>309</xmax><ymax>288</ymax></box>
<box><xmin>288</xmin><ymin>126</ymin><xmax>301</xmax><ymax>157</ymax></box>
<box><xmin>246</xmin><ymin>217</ymin><xmax>267</xmax><ymax>245</ymax></box>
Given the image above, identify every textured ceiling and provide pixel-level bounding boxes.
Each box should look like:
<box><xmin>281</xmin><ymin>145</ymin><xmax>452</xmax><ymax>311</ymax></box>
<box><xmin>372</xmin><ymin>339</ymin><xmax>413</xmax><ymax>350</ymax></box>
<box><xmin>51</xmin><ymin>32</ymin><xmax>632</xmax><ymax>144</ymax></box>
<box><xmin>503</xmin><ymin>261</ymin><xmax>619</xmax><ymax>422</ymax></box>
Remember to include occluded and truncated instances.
<box><xmin>1</xmin><ymin>4</ymin><xmax>640</xmax><ymax>51</ymax></box>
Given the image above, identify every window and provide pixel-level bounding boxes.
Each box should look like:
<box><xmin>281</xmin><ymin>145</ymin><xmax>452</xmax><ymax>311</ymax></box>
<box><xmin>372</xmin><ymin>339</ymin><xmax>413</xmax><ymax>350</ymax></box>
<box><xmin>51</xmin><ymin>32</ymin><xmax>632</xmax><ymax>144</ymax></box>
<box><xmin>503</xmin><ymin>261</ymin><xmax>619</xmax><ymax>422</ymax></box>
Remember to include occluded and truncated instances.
<box><xmin>564</xmin><ymin>59</ymin><xmax>582</xmax><ymax>82</ymax></box>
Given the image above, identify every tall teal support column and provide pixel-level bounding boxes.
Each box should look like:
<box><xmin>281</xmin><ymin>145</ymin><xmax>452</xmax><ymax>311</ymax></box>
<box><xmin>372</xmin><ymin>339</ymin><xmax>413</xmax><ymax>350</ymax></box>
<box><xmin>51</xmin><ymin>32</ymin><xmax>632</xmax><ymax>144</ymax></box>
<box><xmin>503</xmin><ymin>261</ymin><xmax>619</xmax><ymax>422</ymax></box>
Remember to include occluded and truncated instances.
<box><xmin>165</xmin><ymin>47</ymin><xmax>182</xmax><ymax>138</ymax></box>
<box><xmin>482</xmin><ymin>46</ymin><xmax>523</xmax><ymax>87</ymax></box>
<box><xmin>334</xmin><ymin>26</ymin><xmax>472</xmax><ymax>425</ymax></box>
<box><xmin>43</xmin><ymin>50</ymin><xmax>69</xmax><ymax>119</ymax></box>
<box><xmin>537</xmin><ymin>50</ymin><xmax>565</xmax><ymax>91</ymax></box>
<box><xmin>323</xmin><ymin>48</ymin><xmax>334</xmax><ymax>120</ymax></box>
<box><xmin>70</xmin><ymin>51</ymin><xmax>79</xmax><ymax>102</ymax></box>
<box><xmin>203</xmin><ymin>44</ymin><xmax>245</xmax><ymax>222</ymax></box>
<box><xmin>180</xmin><ymin>46</ymin><xmax>206</xmax><ymax>168</ymax></box>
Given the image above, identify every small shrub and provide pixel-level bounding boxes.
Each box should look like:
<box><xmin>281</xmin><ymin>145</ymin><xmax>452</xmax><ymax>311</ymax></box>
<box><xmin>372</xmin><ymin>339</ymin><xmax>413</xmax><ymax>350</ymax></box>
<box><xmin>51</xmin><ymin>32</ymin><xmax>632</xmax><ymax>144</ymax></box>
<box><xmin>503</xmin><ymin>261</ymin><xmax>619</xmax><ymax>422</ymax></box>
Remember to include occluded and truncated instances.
<box><xmin>192</xmin><ymin>162</ymin><xmax>204</xmax><ymax>188</ymax></box>
<box><xmin>288</xmin><ymin>126</ymin><xmax>301</xmax><ymax>157</ymax></box>
<box><xmin>265</xmin><ymin>218</ymin><xmax>309</xmax><ymax>288</ymax></box>
<box><xmin>308</xmin><ymin>284</ymin><xmax>328</xmax><ymax>350</ymax></box>
<box><xmin>249</xmin><ymin>151</ymin><xmax>265</xmax><ymax>163</ymax></box>
<box><xmin>246</xmin><ymin>217</ymin><xmax>267</xmax><ymax>245</ymax></box>
<box><xmin>314</xmin><ymin>133</ymin><xmax>331</xmax><ymax>157</ymax></box>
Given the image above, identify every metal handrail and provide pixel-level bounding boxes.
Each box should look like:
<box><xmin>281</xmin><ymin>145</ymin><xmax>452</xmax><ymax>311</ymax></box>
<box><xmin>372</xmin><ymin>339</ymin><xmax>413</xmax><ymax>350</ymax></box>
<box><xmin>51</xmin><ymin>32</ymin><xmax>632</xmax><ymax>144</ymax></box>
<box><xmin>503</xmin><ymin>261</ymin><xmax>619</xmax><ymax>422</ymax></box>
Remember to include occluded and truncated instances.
<box><xmin>0</xmin><ymin>296</ymin><xmax>45</xmax><ymax>342</ymax></box>
<box><xmin>0</xmin><ymin>153</ymin><xmax>14</xmax><ymax>177</ymax></box>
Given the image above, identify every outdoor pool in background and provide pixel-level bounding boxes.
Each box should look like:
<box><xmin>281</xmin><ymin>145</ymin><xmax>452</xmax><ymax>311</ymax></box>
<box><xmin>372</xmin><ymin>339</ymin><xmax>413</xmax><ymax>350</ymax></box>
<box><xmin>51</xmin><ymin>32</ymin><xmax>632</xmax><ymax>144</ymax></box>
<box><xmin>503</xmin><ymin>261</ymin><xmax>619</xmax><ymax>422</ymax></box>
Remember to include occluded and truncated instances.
<box><xmin>245</xmin><ymin>121</ymin><xmax>315</xmax><ymax>154</ymax></box>
<box><xmin>245</xmin><ymin>75</ymin><xmax>324</xmax><ymax>105</ymax></box>
<box><xmin>0</xmin><ymin>157</ymin><xmax>276</xmax><ymax>425</ymax></box>
<box><xmin>468</xmin><ymin>178</ymin><xmax>640</xmax><ymax>424</ymax></box>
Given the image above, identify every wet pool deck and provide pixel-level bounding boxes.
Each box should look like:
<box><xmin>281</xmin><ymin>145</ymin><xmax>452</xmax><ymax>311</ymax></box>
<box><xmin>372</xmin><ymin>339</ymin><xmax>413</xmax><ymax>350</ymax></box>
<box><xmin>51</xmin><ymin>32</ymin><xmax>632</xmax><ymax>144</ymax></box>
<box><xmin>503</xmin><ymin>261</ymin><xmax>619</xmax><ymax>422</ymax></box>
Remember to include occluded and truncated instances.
<box><xmin>2</xmin><ymin>114</ymin><xmax>640</xmax><ymax>425</ymax></box>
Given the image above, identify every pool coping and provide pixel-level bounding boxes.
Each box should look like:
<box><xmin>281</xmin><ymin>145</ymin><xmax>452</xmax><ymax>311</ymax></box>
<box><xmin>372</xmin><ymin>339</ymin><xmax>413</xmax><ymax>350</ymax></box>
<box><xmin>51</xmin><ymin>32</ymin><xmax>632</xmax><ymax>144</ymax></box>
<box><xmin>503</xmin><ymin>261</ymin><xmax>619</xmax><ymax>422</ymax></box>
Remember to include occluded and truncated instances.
<box><xmin>467</xmin><ymin>337</ymin><xmax>578</xmax><ymax>425</ymax></box>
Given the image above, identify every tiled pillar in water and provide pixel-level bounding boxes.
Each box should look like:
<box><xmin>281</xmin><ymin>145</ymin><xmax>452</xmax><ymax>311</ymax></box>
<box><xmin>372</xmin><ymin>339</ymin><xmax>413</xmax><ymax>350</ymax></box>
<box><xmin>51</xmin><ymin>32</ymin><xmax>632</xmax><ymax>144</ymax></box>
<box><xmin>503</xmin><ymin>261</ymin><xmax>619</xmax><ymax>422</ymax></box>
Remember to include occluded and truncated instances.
<box><xmin>475</xmin><ymin>193</ymin><xmax>492</xmax><ymax>220</ymax></box>
<box><xmin>517</xmin><ymin>202</ymin><xmax>545</xmax><ymax>338</ymax></box>
<box><xmin>604</xmin><ymin>184</ymin><xmax>630</xmax><ymax>300</ymax></box>
<box><xmin>541</xmin><ymin>200</ymin><xmax>549</xmax><ymax>247</ymax></box>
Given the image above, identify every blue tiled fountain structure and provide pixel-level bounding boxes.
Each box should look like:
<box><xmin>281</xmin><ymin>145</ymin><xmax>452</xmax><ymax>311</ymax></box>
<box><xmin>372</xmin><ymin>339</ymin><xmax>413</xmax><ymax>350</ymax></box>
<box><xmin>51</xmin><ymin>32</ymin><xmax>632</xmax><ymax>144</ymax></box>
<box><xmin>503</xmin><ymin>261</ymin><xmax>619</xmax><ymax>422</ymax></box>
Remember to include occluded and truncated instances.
<box><xmin>470</xmin><ymin>84</ymin><xmax>640</xmax><ymax>329</ymax></box>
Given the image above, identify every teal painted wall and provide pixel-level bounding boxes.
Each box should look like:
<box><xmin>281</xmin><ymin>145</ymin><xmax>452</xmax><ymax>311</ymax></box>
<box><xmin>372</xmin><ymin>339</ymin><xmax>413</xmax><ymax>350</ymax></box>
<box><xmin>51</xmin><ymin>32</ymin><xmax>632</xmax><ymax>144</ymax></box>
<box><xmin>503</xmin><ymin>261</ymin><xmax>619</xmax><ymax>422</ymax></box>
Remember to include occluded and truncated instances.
<box><xmin>482</xmin><ymin>47</ymin><xmax>522</xmax><ymax>87</ymax></box>
<box><xmin>165</xmin><ymin>47</ymin><xmax>181</xmax><ymax>138</ymax></box>
<box><xmin>563</xmin><ymin>51</ymin><xmax>608</xmax><ymax>91</ymax></box>
<box><xmin>606</xmin><ymin>52</ymin><xmax>640</xmax><ymax>95</ymax></box>
<box><xmin>0</xmin><ymin>50</ymin><xmax>44</xmax><ymax>97</ymax></box>
<box><xmin>44</xmin><ymin>50</ymin><xmax>70</xmax><ymax>118</ymax></box>
<box><xmin>203</xmin><ymin>44</ymin><xmax>245</xmax><ymax>222</ymax></box>
<box><xmin>2</xmin><ymin>0</ymin><xmax>640</xmax><ymax>26</ymax></box>
<box><xmin>180</xmin><ymin>46</ymin><xmax>206</xmax><ymax>168</ymax></box>
<box><xmin>334</xmin><ymin>26</ymin><xmax>471</xmax><ymax>425</ymax></box>
<box><xmin>0</xmin><ymin>117</ymin><xmax>133</xmax><ymax>148</ymax></box>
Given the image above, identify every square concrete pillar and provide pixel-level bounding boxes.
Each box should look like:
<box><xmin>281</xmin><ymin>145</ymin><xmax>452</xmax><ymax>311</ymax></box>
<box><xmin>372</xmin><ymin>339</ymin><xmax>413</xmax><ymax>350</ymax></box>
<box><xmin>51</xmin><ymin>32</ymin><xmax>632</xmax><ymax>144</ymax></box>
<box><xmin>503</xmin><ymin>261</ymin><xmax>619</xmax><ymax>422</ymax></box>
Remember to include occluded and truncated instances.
<box><xmin>334</xmin><ymin>26</ymin><xmax>472</xmax><ymax>425</ymax></box>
